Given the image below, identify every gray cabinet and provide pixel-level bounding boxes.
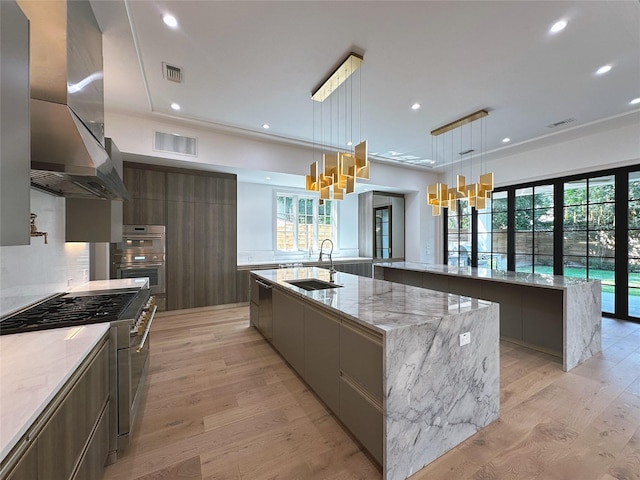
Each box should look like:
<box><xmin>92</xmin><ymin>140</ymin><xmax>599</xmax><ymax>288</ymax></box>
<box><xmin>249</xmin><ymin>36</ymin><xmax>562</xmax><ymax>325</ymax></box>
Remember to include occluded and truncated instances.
<box><xmin>272</xmin><ymin>289</ymin><xmax>305</xmax><ymax>376</ymax></box>
<box><xmin>65</xmin><ymin>138</ymin><xmax>124</xmax><ymax>243</ymax></box>
<box><xmin>38</xmin><ymin>341</ymin><xmax>109</xmax><ymax>480</ymax></box>
<box><xmin>338</xmin><ymin>320</ymin><xmax>383</xmax><ymax>464</ymax></box>
<box><xmin>264</xmin><ymin>284</ymin><xmax>384</xmax><ymax>464</ymax></box>
<box><xmin>0</xmin><ymin>336</ymin><xmax>110</xmax><ymax>480</ymax></box>
<box><xmin>6</xmin><ymin>442</ymin><xmax>37</xmax><ymax>480</ymax></box>
<box><xmin>339</xmin><ymin>321</ymin><xmax>383</xmax><ymax>402</ymax></box>
<box><xmin>339</xmin><ymin>376</ymin><xmax>383</xmax><ymax>464</ymax></box>
<box><xmin>304</xmin><ymin>304</ymin><xmax>340</xmax><ymax>413</ymax></box>
<box><xmin>521</xmin><ymin>287</ymin><xmax>563</xmax><ymax>354</ymax></box>
<box><xmin>449</xmin><ymin>276</ymin><xmax>482</xmax><ymax>298</ymax></box>
<box><xmin>481</xmin><ymin>282</ymin><xmax>522</xmax><ymax>340</ymax></box>
<box><xmin>334</xmin><ymin>262</ymin><xmax>373</xmax><ymax>278</ymax></box>
<box><xmin>0</xmin><ymin>0</ymin><xmax>30</xmax><ymax>246</ymax></box>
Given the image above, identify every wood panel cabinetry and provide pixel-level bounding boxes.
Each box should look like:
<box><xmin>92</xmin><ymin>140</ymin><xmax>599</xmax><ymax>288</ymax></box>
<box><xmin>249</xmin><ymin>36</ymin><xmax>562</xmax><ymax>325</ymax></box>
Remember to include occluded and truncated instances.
<box><xmin>166</xmin><ymin>171</ymin><xmax>237</xmax><ymax>310</ymax></box>
<box><xmin>166</xmin><ymin>199</ymin><xmax>195</xmax><ymax>310</ymax></box>
<box><xmin>122</xmin><ymin>167</ymin><xmax>166</xmax><ymax>225</ymax></box>
<box><xmin>123</xmin><ymin>163</ymin><xmax>237</xmax><ymax>311</ymax></box>
<box><xmin>6</xmin><ymin>443</ymin><xmax>37</xmax><ymax>480</ymax></box>
<box><xmin>0</xmin><ymin>336</ymin><xmax>110</xmax><ymax>480</ymax></box>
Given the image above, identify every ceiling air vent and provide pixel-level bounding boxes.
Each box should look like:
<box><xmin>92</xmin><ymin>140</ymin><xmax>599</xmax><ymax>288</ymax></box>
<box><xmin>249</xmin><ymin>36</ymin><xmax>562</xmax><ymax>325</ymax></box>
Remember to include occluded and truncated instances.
<box><xmin>459</xmin><ymin>149</ymin><xmax>475</xmax><ymax>156</ymax></box>
<box><xmin>154</xmin><ymin>131</ymin><xmax>197</xmax><ymax>156</ymax></box>
<box><xmin>547</xmin><ymin>118</ymin><xmax>576</xmax><ymax>128</ymax></box>
<box><xmin>162</xmin><ymin>62</ymin><xmax>183</xmax><ymax>83</ymax></box>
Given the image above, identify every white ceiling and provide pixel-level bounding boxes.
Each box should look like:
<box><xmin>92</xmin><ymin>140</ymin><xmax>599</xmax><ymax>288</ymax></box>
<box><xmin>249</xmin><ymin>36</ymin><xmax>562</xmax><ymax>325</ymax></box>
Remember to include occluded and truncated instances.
<box><xmin>90</xmin><ymin>0</ymin><xmax>640</xmax><ymax>177</ymax></box>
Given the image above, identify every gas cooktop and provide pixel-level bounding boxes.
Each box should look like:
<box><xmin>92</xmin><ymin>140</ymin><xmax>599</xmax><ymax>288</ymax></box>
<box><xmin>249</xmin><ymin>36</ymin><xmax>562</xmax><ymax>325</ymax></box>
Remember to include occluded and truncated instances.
<box><xmin>0</xmin><ymin>290</ymin><xmax>138</xmax><ymax>335</ymax></box>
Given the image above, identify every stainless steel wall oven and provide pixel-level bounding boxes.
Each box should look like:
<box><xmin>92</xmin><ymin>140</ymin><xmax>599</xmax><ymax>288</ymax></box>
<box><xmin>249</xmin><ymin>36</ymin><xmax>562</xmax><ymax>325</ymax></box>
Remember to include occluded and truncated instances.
<box><xmin>112</xmin><ymin>225</ymin><xmax>166</xmax><ymax>310</ymax></box>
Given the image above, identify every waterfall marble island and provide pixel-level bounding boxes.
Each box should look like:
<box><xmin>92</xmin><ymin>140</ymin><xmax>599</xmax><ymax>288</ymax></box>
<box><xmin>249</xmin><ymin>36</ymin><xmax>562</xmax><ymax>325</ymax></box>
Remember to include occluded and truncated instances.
<box><xmin>250</xmin><ymin>267</ymin><xmax>500</xmax><ymax>480</ymax></box>
<box><xmin>375</xmin><ymin>262</ymin><xmax>602</xmax><ymax>372</ymax></box>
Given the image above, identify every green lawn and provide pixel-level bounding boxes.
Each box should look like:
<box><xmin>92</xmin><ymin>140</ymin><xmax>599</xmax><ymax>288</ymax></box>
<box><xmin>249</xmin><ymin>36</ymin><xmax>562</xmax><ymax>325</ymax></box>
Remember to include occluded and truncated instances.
<box><xmin>524</xmin><ymin>265</ymin><xmax>640</xmax><ymax>295</ymax></box>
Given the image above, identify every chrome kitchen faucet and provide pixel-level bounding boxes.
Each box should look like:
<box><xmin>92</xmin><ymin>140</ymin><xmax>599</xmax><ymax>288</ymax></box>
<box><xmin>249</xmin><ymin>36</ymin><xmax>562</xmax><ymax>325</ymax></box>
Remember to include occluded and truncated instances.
<box><xmin>318</xmin><ymin>238</ymin><xmax>337</xmax><ymax>283</ymax></box>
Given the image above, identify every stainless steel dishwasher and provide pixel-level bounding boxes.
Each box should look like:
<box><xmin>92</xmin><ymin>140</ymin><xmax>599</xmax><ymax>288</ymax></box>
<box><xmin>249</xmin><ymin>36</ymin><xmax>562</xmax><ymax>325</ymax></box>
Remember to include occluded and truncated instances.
<box><xmin>250</xmin><ymin>275</ymin><xmax>273</xmax><ymax>342</ymax></box>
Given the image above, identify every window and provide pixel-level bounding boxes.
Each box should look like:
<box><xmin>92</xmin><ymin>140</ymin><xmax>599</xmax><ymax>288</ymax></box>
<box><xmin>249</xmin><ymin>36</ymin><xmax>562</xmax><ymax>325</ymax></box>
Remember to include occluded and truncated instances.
<box><xmin>443</xmin><ymin>164</ymin><xmax>640</xmax><ymax>321</ymax></box>
<box><xmin>515</xmin><ymin>184</ymin><xmax>554</xmax><ymax>273</ymax></box>
<box><xmin>629</xmin><ymin>171</ymin><xmax>640</xmax><ymax>318</ymax></box>
<box><xmin>489</xmin><ymin>191</ymin><xmax>508</xmax><ymax>270</ymax></box>
<box><xmin>563</xmin><ymin>176</ymin><xmax>615</xmax><ymax>313</ymax></box>
<box><xmin>447</xmin><ymin>201</ymin><xmax>472</xmax><ymax>267</ymax></box>
<box><xmin>276</xmin><ymin>193</ymin><xmax>335</xmax><ymax>251</ymax></box>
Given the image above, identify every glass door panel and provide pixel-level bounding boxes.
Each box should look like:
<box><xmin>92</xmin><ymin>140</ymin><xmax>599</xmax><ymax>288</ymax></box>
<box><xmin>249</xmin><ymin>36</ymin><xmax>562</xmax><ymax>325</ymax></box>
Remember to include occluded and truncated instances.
<box><xmin>628</xmin><ymin>172</ymin><xmax>640</xmax><ymax>319</ymax></box>
<box><xmin>374</xmin><ymin>206</ymin><xmax>390</xmax><ymax>259</ymax></box>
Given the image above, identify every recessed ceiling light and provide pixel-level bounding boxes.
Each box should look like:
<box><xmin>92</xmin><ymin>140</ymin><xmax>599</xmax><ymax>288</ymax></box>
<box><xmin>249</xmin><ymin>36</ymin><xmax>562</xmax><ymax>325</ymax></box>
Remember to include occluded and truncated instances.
<box><xmin>630</xmin><ymin>97</ymin><xmax>640</xmax><ymax>105</ymax></box>
<box><xmin>347</xmin><ymin>141</ymin><xmax>353</xmax><ymax>146</ymax></box>
<box><xmin>262</xmin><ymin>124</ymin><xmax>270</xmax><ymax>129</ymax></box>
<box><xmin>549</xmin><ymin>20</ymin><xmax>567</xmax><ymax>34</ymax></box>
<box><xmin>265</xmin><ymin>176</ymin><xmax>271</xmax><ymax>181</ymax></box>
<box><xmin>502</xmin><ymin>137</ymin><xmax>511</xmax><ymax>143</ymax></box>
<box><xmin>411</xmin><ymin>103</ymin><xmax>421</xmax><ymax>110</ymax></box>
<box><xmin>596</xmin><ymin>65</ymin><xmax>612</xmax><ymax>75</ymax></box>
<box><xmin>162</xmin><ymin>14</ymin><xmax>178</xmax><ymax>28</ymax></box>
<box><xmin>170</xmin><ymin>102</ymin><xmax>181</xmax><ymax>111</ymax></box>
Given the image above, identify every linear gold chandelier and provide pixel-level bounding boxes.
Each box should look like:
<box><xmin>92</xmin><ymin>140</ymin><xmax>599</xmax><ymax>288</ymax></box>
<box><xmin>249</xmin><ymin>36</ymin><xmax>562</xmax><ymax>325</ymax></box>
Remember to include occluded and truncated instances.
<box><xmin>427</xmin><ymin>109</ymin><xmax>494</xmax><ymax>216</ymax></box>
<box><xmin>305</xmin><ymin>53</ymin><xmax>369</xmax><ymax>204</ymax></box>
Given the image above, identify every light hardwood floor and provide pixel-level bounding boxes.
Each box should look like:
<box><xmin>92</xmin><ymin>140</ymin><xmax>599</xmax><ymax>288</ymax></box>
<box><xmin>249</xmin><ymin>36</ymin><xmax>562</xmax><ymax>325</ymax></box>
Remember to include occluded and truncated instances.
<box><xmin>103</xmin><ymin>306</ymin><xmax>640</xmax><ymax>480</ymax></box>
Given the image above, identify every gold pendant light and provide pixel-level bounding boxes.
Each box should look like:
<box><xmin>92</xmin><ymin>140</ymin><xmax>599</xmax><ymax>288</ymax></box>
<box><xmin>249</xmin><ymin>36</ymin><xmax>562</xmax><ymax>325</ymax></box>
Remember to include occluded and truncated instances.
<box><xmin>427</xmin><ymin>109</ymin><xmax>494</xmax><ymax>216</ymax></box>
<box><xmin>305</xmin><ymin>52</ymin><xmax>368</xmax><ymax>202</ymax></box>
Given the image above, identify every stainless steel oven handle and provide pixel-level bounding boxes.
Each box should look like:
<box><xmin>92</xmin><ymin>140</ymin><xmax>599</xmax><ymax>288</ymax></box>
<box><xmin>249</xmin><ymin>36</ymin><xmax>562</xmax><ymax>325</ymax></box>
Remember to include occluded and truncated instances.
<box><xmin>136</xmin><ymin>305</ymin><xmax>158</xmax><ymax>353</ymax></box>
<box><xmin>116</xmin><ymin>263</ymin><xmax>165</xmax><ymax>268</ymax></box>
<box><xmin>255</xmin><ymin>280</ymin><xmax>272</xmax><ymax>289</ymax></box>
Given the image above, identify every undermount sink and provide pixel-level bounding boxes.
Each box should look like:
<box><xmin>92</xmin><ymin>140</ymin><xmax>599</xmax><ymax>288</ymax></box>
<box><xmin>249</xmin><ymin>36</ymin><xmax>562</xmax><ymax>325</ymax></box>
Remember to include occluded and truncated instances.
<box><xmin>285</xmin><ymin>278</ymin><xmax>343</xmax><ymax>291</ymax></box>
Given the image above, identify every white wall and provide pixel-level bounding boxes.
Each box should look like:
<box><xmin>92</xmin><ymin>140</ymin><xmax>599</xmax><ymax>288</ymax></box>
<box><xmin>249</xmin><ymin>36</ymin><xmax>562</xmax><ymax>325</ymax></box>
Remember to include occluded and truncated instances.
<box><xmin>237</xmin><ymin>181</ymin><xmax>359</xmax><ymax>263</ymax></box>
<box><xmin>105</xmin><ymin>110</ymin><xmax>639</xmax><ymax>268</ymax></box>
<box><xmin>0</xmin><ymin>189</ymin><xmax>90</xmax><ymax>316</ymax></box>
<box><xmin>487</xmin><ymin>113</ymin><xmax>640</xmax><ymax>187</ymax></box>
<box><xmin>105</xmin><ymin>111</ymin><xmax>439</xmax><ymax>263</ymax></box>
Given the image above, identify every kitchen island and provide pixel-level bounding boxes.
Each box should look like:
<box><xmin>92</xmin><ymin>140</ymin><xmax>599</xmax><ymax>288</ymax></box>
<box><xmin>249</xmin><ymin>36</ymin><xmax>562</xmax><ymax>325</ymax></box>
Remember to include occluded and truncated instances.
<box><xmin>375</xmin><ymin>262</ymin><xmax>601</xmax><ymax>372</ymax></box>
<box><xmin>250</xmin><ymin>267</ymin><xmax>500</xmax><ymax>480</ymax></box>
<box><xmin>238</xmin><ymin>256</ymin><xmax>373</xmax><ymax>301</ymax></box>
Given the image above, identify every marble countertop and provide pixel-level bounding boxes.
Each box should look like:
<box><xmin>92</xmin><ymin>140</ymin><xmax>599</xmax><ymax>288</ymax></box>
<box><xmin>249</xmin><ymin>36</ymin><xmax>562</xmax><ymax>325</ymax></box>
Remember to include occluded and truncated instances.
<box><xmin>68</xmin><ymin>277</ymin><xmax>150</xmax><ymax>292</ymax></box>
<box><xmin>239</xmin><ymin>257</ymin><xmax>372</xmax><ymax>269</ymax></box>
<box><xmin>377</xmin><ymin>262</ymin><xmax>598</xmax><ymax>290</ymax></box>
<box><xmin>0</xmin><ymin>278</ymin><xmax>149</xmax><ymax>463</ymax></box>
<box><xmin>0</xmin><ymin>323</ymin><xmax>110</xmax><ymax>461</ymax></box>
<box><xmin>251</xmin><ymin>267</ymin><xmax>493</xmax><ymax>335</ymax></box>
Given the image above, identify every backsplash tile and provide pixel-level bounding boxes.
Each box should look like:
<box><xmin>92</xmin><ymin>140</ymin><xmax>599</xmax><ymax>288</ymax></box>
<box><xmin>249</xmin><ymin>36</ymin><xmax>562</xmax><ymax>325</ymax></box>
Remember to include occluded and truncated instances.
<box><xmin>0</xmin><ymin>189</ymin><xmax>89</xmax><ymax>316</ymax></box>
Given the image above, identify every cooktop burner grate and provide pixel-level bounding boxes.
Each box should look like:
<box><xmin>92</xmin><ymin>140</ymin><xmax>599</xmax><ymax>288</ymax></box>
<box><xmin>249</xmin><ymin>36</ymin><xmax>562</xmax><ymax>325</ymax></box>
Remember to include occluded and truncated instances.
<box><xmin>0</xmin><ymin>291</ymin><xmax>137</xmax><ymax>335</ymax></box>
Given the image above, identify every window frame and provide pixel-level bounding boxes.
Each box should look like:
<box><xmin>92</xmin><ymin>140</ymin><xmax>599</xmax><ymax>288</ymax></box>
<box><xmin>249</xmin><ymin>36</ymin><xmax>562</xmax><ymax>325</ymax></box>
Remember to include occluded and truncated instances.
<box><xmin>442</xmin><ymin>163</ymin><xmax>640</xmax><ymax>322</ymax></box>
<box><xmin>274</xmin><ymin>192</ymin><xmax>337</xmax><ymax>253</ymax></box>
